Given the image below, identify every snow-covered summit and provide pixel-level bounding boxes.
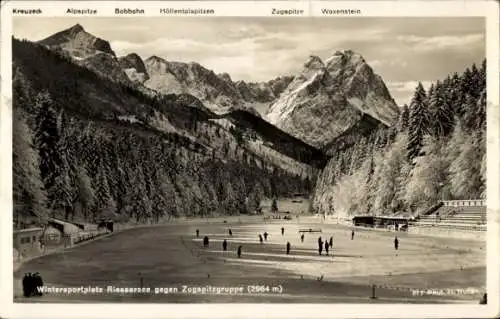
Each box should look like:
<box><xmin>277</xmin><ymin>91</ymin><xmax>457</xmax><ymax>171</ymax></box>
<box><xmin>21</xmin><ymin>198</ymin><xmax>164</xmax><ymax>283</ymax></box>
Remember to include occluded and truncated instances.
<box><xmin>266</xmin><ymin>50</ymin><xmax>399</xmax><ymax>148</ymax></box>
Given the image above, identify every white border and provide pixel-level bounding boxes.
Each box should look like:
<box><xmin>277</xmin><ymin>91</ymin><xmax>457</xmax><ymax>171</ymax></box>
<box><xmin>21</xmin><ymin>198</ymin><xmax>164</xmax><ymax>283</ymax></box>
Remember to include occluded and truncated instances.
<box><xmin>1</xmin><ymin>1</ymin><xmax>499</xmax><ymax>318</ymax></box>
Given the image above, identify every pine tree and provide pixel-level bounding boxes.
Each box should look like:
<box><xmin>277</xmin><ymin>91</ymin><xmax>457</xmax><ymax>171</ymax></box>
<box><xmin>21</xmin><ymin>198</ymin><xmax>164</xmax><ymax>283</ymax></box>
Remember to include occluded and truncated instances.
<box><xmin>448</xmin><ymin>134</ymin><xmax>483</xmax><ymax>199</ymax></box>
<box><xmin>373</xmin><ymin>135</ymin><xmax>407</xmax><ymax>213</ymax></box>
<box><xmin>54</xmin><ymin>110</ymin><xmax>76</xmax><ymax>219</ymax></box>
<box><xmin>407</xmin><ymin>82</ymin><xmax>429</xmax><ymax>162</ymax></box>
<box><xmin>460</xmin><ymin>67</ymin><xmax>474</xmax><ymax>98</ymax></box>
<box><xmin>13</xmin><ymin>107</ymin><xmax>47</xmax><ymax>227</ymax></box>
<box><xmin>271</xmin><ymin>198</ymin><xmax>278</xmax><ymax>213</ymax></box>
<box><xmin>480</xmin><ymin>142</ymin><xmax>487</xmax><ymax>199</ymax></box>
<box><xmin>461</xmin><ymin>93</ymin><xmax>478</xmax><ymax>130</ymax></box>
<box><xmin>94</xmin><ymin>164</ymin><xmax>114</xmax><ymax>221</ymax></box>
<box><xmin>480</xmin><ymin>59</ymin><xmax>486</xmax><ymax>90</ymax></box>
<box><xmin>34</xmin><ymin>91</ymin><xmax>67</xmax><ymax>215</ymax></box>
<box><xmin>474</xmin><ymin>89</ymin><xmax>487</xmax><ymax>130</ymax></box>
<box><xmin>397</xmin><ymin>104</ymin><xmax>410</xmax><ymax>133</ymax></box>
<box><xmin>249</xmin><ymin>182</ymin><xmax>265</xmax><ymax>213</ymax></box>
<box><xmin>74</xmin><ymin>166</ymin><xmax>95</xmax><ymax>221</ymax></box>
<box><xmin>224</xmin><ymin>182</ymin><xmax>238</xmax><ymax>214</ymax></box>
<box><xmin>404</xmin><ymin>136</ymin><xmax>448</xmax><ymax>212</ymax></box>
<box><xmin>429</xmin><ymin>84</ymin><xmax>454</xmax><ymax>138</ymax></box>
<box><xmin>470</xmin><ymin>63</ymin><xmax>482</xmax><ymax>98</ymax></box>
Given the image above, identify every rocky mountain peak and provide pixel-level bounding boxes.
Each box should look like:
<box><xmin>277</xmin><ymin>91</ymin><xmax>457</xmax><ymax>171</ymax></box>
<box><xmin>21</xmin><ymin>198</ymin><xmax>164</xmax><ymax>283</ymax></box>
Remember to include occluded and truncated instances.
<box><xmin>325</xmin><ymin>50</ymin><xmax>366</xmax><ymax>73</ymax></box>
<box><xmin>304</xmin><ymin>55</ymin><xmax>325</xmax><ymax>70</ymax></box>
<box><xmin>266</xmin><ymin>50</ymin><xmax>399</xmax><ymax>148</ymax></box>
<box><xmin>118</xmin><ymin>53</ymin><xmax>149</xmax><ymax>83</ymax></box>
<box><xmin>67</xmin><ymin>23</ymin><xmax>85</xmax><ymax>34</ymax></box>
<box><xmin>219</xmin><ymin>72</ymin><xmax>233</xmax><ymax>83</ymax></box>
<box><xmin>119</xmin><ymin>53</ymin><xmax>147</xmax><ymax>72</ymax></box>
<box><xmin>38</xmin><ymin>24</ymin><xmax>115</xmax><ymax>58</ymax></box>
<box><xmin>146</xmin><ymin>55</ymin><xmax>165</xmax><ymax>62</ymax></box>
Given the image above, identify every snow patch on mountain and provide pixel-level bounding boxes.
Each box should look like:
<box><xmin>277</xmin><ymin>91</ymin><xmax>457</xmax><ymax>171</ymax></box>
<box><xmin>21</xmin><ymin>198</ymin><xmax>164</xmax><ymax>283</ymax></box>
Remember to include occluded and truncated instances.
<box><xmin>123</xmin><ymin>68</ymin><xmax>148</xmax><ymax>83</ymax></box>
<box><xmin>117</xmin><ymin>115</ymin><xmax>142</xmax><ymax>124</ymax></box>
<box><xmin>118</xmin><ymin>53</ymin><xmax>150</xmax><ymax>83</ymax></box>
<box><xmin>266</xmin><ymin>50</ymin><xmax>399</xmax><ymax>148</ymax></box>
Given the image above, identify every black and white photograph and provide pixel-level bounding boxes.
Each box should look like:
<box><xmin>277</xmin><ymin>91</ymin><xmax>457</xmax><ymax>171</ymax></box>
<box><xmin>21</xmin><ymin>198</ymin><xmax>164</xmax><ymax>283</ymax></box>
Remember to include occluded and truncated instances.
<box><xmin>8</xmin><ymin>14</ymin><xmax>491</xmax><ymax>306</ymax></box>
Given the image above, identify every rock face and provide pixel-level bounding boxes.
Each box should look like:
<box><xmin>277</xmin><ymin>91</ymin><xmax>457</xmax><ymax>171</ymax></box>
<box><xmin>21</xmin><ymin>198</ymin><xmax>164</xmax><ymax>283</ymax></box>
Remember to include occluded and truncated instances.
<box><xmin>118</xmin><ymin>53</ymin><xmax>150</xmax><ymax>83</ymax></box>
<box><xmin>38</xmin><ymin>25</ymin><xmax>399</xmax><ymax>149</ymax></box>
<box><xmin>38</xmin><ymin>24</ymin><xmax>132</xmax><ymax>84</ymax></box>
<box><xmin>266</xmin><ymin>50</ymin><xmax>399</xmax><ymax>148</ymax></box>
<box><xmin>143</xmin><ymin>56</ymin><xmax>290</xmax><ymax>115</ymax></box>
<box><xmin>39</xmin><ymin>23</ymin><xmax>116</xmax><ymax>59</ymax></box>
<box><xmin>235</xmin><ymin>76</ymin><xmax>295</xmax><ymax>103</ymax></box>
<box><xmin>144</xmin><ymin>55</ymin><xmax>245</xmax><ymax>112</ymax></box>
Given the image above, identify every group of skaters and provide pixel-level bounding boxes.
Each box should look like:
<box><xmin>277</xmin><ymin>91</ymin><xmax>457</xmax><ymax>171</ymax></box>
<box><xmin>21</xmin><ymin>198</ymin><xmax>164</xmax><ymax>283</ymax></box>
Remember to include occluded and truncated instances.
<box><xmin>317</xmin><ymin>236</ymin><xmax>333</xmax><ymax>256</ymax></box>
<box><xmin>195</xmin><ymin>227</ymin><xmax>401</xmax><ymax>259</ymax></box>
<box><xmin>197</xmin><ymin>228</ymin><xmax>243</xmax><ymax>258</ymax></box>
<box><xmin>22</xmin><ymin>272</ymin><xmax>44</xmax><ymax>298</ymax></box>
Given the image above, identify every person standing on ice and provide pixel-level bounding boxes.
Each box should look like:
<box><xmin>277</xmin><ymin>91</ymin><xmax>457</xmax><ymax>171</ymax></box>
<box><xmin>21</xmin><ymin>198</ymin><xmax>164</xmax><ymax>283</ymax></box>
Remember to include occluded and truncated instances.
<box><xmin>318</xmin><ymin>237</ymin><xmax>323</xmax><ymax>255</ymax></box>
<box><xmin>300</xmin><ymin>233</ymin><xmax>304</xmax><ymax>243</ymax></box>
<box><xmin>281</xmin><ymin>227</ymin><xmax>285</xmax><ymax>236</ymax></box>
<box><xmin>286</xmin><ymin>242</ymin><xmax>291</xmax><ymax>254</ymax></box>
<box><xmin>351</xmin><ymin>230</ymin><xmax>355</xmax><ymax>240</ymax></box>
<box><xmin>196</xmin><ymin>229</ymin><xmax>199</xmax><ymax>237</ymax></box>
<box><xmin>324</xmin><ymin>241</ymin><xmax>330</xmax><ymax>256</ymax></box>
<box><xmin>394</xmin><ymin>236</ymin><xmax>399</xmax><ymax>250</ymax></box>
<box><xmin>264</xmin><ymin>232</ymin><xmax>268</xmax><ymax>241</ymax></box>
<box><xmin>329</xmin><ymin>236</ymin><xmax>333</xmax><ymax>248</ymax></box>
<box><xmin>229</xmin><ymin>229</ymin><xmax>232</xmax><ymax>236</ymax></box>
<box><xmin>259</xmin><ymin>234</ymin><xmax>263</xmax><ymax>243</ymax></box>
<box><xmin>222</xmin><ymin>239</ymin><xmax>228</xmax><ymax>251</ymax></box>
<box><xmin>237</xmin><ymin>245</ymin><xmax>242</xmax><ymax>258</ymax></box>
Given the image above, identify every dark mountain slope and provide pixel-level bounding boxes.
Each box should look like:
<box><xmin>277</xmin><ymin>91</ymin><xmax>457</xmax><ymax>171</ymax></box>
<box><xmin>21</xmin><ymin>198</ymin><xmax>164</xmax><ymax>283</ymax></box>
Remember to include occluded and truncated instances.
<box><xmin>222</xmin><ymin>110</ymin><xmax>329</xmax><ymax>168</ymax></box>
<box><xmin>12</xmin><ymin>37</ymin><xmax>315</xmax><ymax>226</ymax></box>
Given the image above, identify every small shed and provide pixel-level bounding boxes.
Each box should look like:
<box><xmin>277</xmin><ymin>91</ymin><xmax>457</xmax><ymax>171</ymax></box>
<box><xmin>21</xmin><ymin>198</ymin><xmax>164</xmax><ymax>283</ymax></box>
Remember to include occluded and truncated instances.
<box><xmin>72</xmin><ymin>221</ymin><xmax>98</xmax><ymax>231</ymax></box>
<box><xmin>13</xmin><ymin>227</ymin><xmax>43</xmax><ymax>252</ymax></box>
<box><xmin>352</xmin><ymin>216</ymin><xmax>375</xmax><ymax>227</ymax></box>
<box><xmin>47</xmin><ymin>217</ymin><xmax>81</xmax><ymax>235</ymax></box>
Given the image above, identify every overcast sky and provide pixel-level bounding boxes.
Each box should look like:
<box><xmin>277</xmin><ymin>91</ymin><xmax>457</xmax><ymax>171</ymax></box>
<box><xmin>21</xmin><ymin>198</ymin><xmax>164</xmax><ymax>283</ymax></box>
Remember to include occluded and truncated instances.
<box><xmin>14</xmin><ymin>17</ymin><xmax>485</xmax><ymax>105</ymax></box>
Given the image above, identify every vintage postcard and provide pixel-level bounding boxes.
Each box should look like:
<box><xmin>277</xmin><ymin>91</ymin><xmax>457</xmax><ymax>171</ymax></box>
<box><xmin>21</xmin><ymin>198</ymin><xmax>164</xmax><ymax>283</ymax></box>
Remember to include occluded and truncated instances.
<box><xmin>0</xmin><ymin>1</ymin><xmax>499</xmax><ymax>318</ymax></box>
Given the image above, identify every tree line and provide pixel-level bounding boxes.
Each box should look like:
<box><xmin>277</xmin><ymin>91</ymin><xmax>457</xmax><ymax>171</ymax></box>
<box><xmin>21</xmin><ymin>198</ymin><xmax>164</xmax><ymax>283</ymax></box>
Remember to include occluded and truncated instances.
<box><xmin>12</xmin><ymin>39</ymin><xmax>311</xmax><ymax>228</ymax></box>
<box><xmin>313</xmin><ymin>59</ymin><xmax>486</xmax><ymax>216</ymax></box>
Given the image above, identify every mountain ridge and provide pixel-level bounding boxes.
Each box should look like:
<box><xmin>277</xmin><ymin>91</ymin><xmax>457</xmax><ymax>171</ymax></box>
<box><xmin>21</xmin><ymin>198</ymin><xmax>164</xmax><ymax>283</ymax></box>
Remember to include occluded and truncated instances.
<box><xmin>266</xmin><ymin>50</ymin><xmax>399</xmax><ymax>148</ymax></box>
<box><xmin>34</xmin><ymin>24</ymin><xmax>399</xmax><ymax>157</ymax></box>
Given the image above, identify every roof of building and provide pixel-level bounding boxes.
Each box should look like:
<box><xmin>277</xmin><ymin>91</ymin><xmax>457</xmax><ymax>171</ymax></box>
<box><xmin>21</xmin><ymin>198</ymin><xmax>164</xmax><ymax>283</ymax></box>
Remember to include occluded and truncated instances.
<box><xmin>14</xmin><ymin>227</ymin><xmax>43</xmax><ymax>234</ymax></box>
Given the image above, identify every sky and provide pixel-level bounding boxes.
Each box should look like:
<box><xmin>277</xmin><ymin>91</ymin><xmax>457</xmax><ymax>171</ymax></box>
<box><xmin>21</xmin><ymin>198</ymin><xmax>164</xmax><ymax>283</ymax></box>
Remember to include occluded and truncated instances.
<box><xmin>13</xmin><ymin>17</ymin><xmax>485</xmax><ymax>106</ymax></box>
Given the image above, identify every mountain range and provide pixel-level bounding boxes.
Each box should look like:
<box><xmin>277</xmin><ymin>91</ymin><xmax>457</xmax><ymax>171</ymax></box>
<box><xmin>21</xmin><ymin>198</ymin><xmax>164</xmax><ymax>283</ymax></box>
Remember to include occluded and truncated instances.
<box><xmin>37</xmin><ymin>24</ymin><xmax>399</xmax><ymax>151</ymax></box>
<box><xmin>12</xmin><ymin>23</ymin><xmax>406</xmax><ymax>223</ymax></box>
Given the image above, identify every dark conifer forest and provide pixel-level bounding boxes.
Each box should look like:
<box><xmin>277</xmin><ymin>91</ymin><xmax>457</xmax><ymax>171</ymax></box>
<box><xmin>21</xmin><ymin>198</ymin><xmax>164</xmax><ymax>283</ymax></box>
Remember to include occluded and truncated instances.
<box><xmin>11</xmin><ymin>35</ymin><xmax>487</xmax><ymax>227</ymax></box>
<box><xmin>12</xmin><ymin>38</ymin><xmax>313</xmax><ymax>227</ymax></box>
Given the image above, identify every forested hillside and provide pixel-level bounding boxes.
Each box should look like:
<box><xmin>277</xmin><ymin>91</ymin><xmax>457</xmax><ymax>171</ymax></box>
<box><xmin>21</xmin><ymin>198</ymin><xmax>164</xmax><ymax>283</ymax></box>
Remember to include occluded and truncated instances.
<box><xmin>12</xmin><ymin>38</ymin><xmax>313</xmax><ymax>228</ymax></box>
<box><xmin>313</xmin><ymin>60</ymin><xmax>487</xmax><ymax>217</ymax></box>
